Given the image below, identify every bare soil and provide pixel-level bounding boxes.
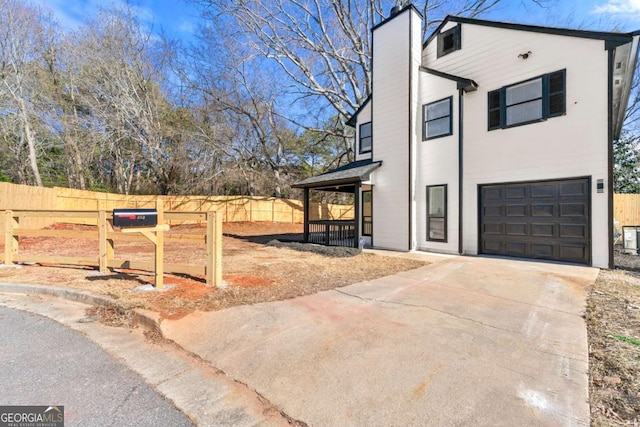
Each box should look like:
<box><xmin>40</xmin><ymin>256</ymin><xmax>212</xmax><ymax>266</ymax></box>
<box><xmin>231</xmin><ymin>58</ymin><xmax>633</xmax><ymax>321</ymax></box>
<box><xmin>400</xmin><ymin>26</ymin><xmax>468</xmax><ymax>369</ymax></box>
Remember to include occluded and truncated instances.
<box><xmin>0</xmin><ymin>222</ymin><xmax>426</xmax><ymax>320</ymax></box>
<box><xmin>588</xmin><ymin>268</ymin><xmax>640</xmax><ymax>426</ymax></box>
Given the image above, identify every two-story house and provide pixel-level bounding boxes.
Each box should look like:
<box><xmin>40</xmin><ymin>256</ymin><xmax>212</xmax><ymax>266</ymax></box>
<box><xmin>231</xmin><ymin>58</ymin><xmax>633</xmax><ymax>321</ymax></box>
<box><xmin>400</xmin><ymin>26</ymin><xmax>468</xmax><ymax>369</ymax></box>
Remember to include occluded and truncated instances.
<box><xmin>293</xmin><ymin>4</ymin><xmax>639</xmax><ymax>268</ymax></box>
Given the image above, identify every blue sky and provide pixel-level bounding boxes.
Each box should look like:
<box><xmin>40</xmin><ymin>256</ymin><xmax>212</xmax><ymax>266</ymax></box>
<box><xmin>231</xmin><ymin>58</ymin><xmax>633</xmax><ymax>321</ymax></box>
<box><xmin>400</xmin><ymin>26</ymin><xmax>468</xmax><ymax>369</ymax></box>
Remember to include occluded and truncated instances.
<box><xmin>31</xmin><ymin>0</ymin><xmax>201</xmax><ymax>39</ymax></box>
<box><xmin>29</xmin><ymin>0</ymin><xmax>640</xmax><ymax>41</ymax></box>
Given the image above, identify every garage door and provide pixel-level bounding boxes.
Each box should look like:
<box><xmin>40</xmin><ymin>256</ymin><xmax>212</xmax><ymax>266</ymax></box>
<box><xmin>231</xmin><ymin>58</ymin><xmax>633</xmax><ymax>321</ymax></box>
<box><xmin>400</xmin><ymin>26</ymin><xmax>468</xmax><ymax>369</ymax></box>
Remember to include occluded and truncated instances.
<box><xmin>479</xmin><ymin>178</ymin><xmax>590</xmax><ymax>264</ymax></box>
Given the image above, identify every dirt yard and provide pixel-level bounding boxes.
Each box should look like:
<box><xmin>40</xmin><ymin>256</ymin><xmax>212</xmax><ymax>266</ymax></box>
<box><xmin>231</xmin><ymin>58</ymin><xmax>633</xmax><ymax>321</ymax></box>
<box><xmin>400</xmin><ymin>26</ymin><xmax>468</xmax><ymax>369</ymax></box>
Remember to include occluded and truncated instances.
<box><xmin>0</xmin><ymin>222</ymin><xmax>426</xmax><ymax>319</ymax></box>
<box><xmin>587</xmin><ymin>268</ymin><xmax>640</xmax><ymax>426</ymax></box>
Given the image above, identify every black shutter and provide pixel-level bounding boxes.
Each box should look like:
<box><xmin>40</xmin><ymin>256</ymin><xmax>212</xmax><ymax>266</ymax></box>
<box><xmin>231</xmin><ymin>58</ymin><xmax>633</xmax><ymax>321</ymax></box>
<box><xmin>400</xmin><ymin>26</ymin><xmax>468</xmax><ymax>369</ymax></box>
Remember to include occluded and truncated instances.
<box><xmin>548</xmin><ymin>69</ymin><xmax>566</xmax><ymax>117</ymax></box>
<box><xmin>488</xmin><ymin>89</ymin><xmax>502</xmax><ymax>130</ymax></box>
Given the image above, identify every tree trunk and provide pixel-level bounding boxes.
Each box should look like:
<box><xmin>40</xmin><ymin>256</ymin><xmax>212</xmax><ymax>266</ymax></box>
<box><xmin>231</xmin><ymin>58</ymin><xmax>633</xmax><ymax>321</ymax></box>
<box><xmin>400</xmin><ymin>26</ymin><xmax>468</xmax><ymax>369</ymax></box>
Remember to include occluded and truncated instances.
<box><xmin>19</xmin><ymin>98</ymin><xmax>43</xmax><ymax>186</ymax></box>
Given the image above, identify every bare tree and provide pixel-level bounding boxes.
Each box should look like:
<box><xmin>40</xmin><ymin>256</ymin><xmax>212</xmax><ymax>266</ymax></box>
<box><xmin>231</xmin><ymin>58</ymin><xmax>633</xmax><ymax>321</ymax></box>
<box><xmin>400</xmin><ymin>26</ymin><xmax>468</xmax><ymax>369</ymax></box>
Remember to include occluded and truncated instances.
<box><xmin>71</xmin><ymin>7</ymin><xmax>166</xmax><ymax>194</ymax></box>
<box><xmin>191</xmin><ymin>0</ymin><xmax>552</xmax><ymax>130</ymax></box>
<box><xmin>0</xmin><ymin>0</ymin><xmax>57</xmax><ymax>186</ymax></box>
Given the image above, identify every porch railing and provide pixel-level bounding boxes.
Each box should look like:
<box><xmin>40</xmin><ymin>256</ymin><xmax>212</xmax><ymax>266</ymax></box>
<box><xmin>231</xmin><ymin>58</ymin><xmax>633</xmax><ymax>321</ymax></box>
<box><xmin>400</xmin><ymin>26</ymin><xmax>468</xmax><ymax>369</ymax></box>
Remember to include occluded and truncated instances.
<box><xmin>308</xmin><ymin>220</ymin><xmax>356</xmax><ymax>247</ymax></box>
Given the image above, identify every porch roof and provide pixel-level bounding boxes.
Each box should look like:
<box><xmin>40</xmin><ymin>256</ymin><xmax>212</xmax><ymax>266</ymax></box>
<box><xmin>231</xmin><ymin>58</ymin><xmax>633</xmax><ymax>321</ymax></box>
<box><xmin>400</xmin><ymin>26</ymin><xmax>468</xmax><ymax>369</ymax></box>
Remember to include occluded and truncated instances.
<box><xmin>292</xmin><ymin>159</ymin><xmax>382</xmax><ymax>190</ymax></box>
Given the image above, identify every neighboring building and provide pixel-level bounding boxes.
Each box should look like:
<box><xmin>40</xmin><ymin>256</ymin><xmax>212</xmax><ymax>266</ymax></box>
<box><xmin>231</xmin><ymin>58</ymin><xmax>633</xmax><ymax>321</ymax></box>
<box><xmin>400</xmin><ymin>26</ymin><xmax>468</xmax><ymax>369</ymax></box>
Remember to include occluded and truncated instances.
<box><xmin>293</xmin><ymin>5</ymin><xmax>639</xmax><ymax>268</ymax></box>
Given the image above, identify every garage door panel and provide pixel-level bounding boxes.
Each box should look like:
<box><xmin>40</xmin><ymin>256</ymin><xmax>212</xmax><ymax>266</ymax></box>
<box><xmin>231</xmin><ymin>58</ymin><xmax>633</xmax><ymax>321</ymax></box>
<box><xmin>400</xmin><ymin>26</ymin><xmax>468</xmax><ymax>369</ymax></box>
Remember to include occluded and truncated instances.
<box><xmin>483</xmin><ymin>240</ymin><xmax>502</xmax><ymax>252</ymax></box>
<box><xmin>559</xmin><ymin>224</ymin><xmax>587</xmax><ymax>238</ymax></box>
<box><xmin>483</xmin><ymin>223</ymin><xmax>503</xmax><ymax>234</ymax></box>
<box><xmin>506</xmin><ymin>186</ymin><xmax>527</xmax><ymax>198</ymax></box>
<box><xmin>483</xmin><ymin>187</ymin><xmax>502</xmax><ymax>200</ymax></box>
<box><xmin>560</xmin><ymin>181</ymin><xmax>588</xmax><ymax>196</ymax></box>
<box><xmin>531</xmin><ymin>184</ymin><xmax>555</xmax><ymax>198</ymax></box>
<box><xmin>480</xmin><ymin>178</ymin><xmax>590</xmax><ymax>265</ymax></box>
<box><xmin>483</xmin><ymin>205</ymin><xmax>503</xmax><ymax>217</ymax></box>
<box><xmin>505</xmin><ymin>223</ymin><xmax>527</xmax><ymax>236</ymax></box>
<box><xmin>531</xmin><ymin>204</ymin><xmax>554</xmax><ymax>217</ymax></box>
<box><xmin>531</xmin><ymin>223</ymin><xmax>555</xmax><ymax>237</ymax></box>
<box><xmin>560</xmin><ymin>244</ymin><xmax>588</xmax><ymax>263</ymax></box>
<box><xmin>505</xmin><ymin>241</ymin><xmax>527</xmax><ymax>255</ymax></box>
<box><xmin>560</xmin><ymin>203</ymin><xmax>587</xmax><ymax>217</ymax></box>
<box><xmin>531</xmin><ymin>243</ymin><xmax>554</xmax><ymax>258</ymax></box>
<box><xmin>506</xmin><ymin>204</ymin><xmax>527</xmax><ymax>216</ymax></box>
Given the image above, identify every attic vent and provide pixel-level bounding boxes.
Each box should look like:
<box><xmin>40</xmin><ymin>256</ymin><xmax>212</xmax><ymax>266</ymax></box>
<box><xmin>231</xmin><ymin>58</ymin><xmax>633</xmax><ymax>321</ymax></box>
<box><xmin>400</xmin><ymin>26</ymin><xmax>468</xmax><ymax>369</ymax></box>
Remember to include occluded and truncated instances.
<box><xmin>437</xmin><ymin>25</ymin><xmax>461</xmax><ymax>58</ymax></box>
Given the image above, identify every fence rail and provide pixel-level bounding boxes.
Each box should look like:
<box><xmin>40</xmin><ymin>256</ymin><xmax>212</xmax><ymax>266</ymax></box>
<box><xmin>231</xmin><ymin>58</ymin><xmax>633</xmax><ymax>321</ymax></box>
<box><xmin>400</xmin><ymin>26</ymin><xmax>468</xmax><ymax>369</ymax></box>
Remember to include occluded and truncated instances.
<box><xmin>0</xmin><ymin>200</ymin><xmax>222</xmax><ymax>288</ymax></box>
<box><xmin>308</xmin><ymin>220</ymin><xmax>357</xmax><ymax>248</ymax></box>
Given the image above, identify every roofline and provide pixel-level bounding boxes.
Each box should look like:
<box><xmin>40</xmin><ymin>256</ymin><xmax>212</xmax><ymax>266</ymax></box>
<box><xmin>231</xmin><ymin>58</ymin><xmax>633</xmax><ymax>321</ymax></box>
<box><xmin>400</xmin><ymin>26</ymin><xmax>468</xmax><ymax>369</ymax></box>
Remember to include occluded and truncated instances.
<box><xmin>291</xmin><ymin>177</ymin><xmax>361</xmax><ymax>189</ymax></box>
<box><xmin>420</xmin><ymin>67</ymin><xmax>478</xmax><ymax>92</ymax></box>
<box><xmin>371</xmin><ymin>3</ymin><xmax>423</xmax><ymax>32</ymax></box>
<box><xmin>345</xmin><ymin>96</ymin><xmax>371</xmax><ymax>128</ymax></box>
<box><xmin>292</xmin><ymin>160</ymin><xmax>382</xmax><ymax>189</ymax></box>
<box><xmin>423</xmin><ymin>15</ymin><xmax>637</xmax><ymax>50</ymax></box>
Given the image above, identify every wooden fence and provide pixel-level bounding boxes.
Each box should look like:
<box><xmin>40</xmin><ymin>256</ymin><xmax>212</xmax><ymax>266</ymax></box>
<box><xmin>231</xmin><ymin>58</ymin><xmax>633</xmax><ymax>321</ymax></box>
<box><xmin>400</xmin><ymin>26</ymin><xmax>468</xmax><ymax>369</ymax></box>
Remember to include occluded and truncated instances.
<box><xmin>614</xmin><ymin>194</ymin><xmax>640</xmax><ymax>228</ymax></box>
<box><xmin>0</xmin><ymin>200</ymin><xmax>223</xmax><ymax>288</ymax></box>
<box><xmin>0</xmin><ymin>182</ymin><xmax>354</xmax><ymax>233</ymax></box>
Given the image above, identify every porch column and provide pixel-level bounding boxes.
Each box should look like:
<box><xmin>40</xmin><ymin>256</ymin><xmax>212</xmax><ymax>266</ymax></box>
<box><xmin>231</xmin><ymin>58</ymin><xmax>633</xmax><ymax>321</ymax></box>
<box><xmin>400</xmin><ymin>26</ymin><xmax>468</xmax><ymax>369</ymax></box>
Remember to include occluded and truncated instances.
<box><xmin>354</xmin><ymin>182</ymin><xmax>361</xmax><ymax>248</ymax></box>
<box><xmin>303</xmin><ymin>187</ymin><xmax>310</xmax><ymax>243</ymax></box>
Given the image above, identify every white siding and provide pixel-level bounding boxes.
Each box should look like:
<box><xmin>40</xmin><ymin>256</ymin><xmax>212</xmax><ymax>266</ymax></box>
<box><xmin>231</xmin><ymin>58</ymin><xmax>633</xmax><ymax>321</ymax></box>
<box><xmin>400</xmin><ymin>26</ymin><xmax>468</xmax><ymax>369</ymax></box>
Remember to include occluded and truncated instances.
<box><xmin>416</xmin><ymin>75</ymin><xmax>459</xmax><ymax>254</ymax></box>
<box><xmin>409</xmin><ymin>10</ymin><xmax>422</xmax><ymax>250</ymax></box>
<box><xmin>371</xmin><ymin>8</ymin><xmax>421</xmax><ymax>251</ymax></box>
<box><xmin>354</xmin><ymin>100</ymin><xmax>372</xmax><ymax>162</ymax></box>
<box><xmin>422</xmin><ymin>24</ymin><xmax>610</xmax><ymax>267</ymax></box>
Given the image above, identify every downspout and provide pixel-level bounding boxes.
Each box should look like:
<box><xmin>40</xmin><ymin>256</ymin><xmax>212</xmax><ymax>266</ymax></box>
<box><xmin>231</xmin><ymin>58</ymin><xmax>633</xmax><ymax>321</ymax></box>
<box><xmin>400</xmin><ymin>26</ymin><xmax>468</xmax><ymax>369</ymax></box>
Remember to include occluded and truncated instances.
<box><xmin>607</xmin><ymin>47</ymin><xmax>614</xmax><ymax>269</ymax></box>
<box><xmin>458</xmin><ymin>88</ymin><xmax>464</xmax><ymax>255</ymax></box>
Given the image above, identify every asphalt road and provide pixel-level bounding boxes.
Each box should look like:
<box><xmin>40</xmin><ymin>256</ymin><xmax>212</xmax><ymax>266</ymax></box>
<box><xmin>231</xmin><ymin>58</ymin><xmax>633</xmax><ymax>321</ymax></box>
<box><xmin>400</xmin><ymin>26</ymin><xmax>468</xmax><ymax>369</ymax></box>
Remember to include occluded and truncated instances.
<box><xmin>0</xmin><ymin>305</ymin><xmax>194</xmax><ymax>427</ymax></box>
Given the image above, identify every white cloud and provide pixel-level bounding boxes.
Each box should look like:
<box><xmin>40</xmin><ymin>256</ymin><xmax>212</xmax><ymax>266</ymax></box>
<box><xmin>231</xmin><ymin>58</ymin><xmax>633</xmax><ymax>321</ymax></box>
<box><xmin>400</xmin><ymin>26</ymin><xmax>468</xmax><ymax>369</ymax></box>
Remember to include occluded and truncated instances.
<box><xmin>30</xmin><ymin>0</ymin><xmax>156</xmax><ymax>31</ymax></box>
<box><xmin>593</xmin><ymin>0</ymin><xmax>640</xmax><ymax>14</ymax></box>
<box><xmin>177</xmin><ymin>20</ymin><xmax>196</xmax><ymax>34</ymax></box>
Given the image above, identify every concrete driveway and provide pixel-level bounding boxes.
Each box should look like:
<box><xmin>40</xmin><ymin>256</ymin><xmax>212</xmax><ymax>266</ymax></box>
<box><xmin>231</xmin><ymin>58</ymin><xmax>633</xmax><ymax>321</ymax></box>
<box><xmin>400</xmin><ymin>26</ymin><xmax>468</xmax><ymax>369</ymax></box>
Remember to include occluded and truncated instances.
<box><xmin>162</xmin><ymin>255</ymin><xmax>598</xmax><ymax>426</ymax></box>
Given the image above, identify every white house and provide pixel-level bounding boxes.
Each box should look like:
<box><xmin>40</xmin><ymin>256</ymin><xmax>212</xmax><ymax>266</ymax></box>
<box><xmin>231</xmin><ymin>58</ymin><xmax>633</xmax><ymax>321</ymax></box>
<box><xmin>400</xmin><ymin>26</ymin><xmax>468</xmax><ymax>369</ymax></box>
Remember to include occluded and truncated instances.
<box><xmin>293</xmin><ymin>5</ymin><xmax>639</xmax><ymax>268</ymax></box>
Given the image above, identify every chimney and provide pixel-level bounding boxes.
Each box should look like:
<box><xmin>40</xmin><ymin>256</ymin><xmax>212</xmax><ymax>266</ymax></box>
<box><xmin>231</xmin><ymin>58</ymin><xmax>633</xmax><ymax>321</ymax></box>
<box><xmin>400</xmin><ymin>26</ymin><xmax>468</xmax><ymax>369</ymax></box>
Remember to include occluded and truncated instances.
<box><xmin>389</xmin><ymin>1</ymin><xmax>409</xmax><ymax>17</ymax></box>
<box><xmin>371</xmin><ymin>4</ymin><xmax>422</xmax><ymax>251</ymax></box>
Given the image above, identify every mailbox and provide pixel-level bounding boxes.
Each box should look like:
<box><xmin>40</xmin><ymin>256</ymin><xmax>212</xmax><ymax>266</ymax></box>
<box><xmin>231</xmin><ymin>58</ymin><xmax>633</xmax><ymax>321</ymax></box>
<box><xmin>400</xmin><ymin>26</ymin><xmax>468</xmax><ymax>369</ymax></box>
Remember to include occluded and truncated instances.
<box><xmin>113</xmin><ymin>209</ymin><xmax>158</xmax><ymax>227</ymax></box>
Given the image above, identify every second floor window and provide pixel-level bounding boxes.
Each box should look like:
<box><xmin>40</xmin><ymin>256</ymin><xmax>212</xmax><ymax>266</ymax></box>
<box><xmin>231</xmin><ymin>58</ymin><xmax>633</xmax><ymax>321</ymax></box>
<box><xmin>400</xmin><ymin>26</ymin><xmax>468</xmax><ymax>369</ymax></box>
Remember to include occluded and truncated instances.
<box><xmin>359</xmin><ymin>122</ymin><xmax>372</xmax><ymax>154</ymax></box>
<box><xmin>488</xmin><ymin>69</ymin><xmax>566</xmax><ymax>130</ymax></box>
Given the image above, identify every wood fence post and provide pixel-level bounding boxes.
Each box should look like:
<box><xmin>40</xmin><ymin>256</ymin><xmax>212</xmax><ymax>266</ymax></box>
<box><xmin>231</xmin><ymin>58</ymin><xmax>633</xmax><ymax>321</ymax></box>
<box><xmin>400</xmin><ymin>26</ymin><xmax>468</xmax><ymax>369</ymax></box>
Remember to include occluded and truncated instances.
<box><xmin>206</xmin><ymin>211</ymin><xmax>223</xmax><ymax>287</ymax></box>
<box><xmin>155</xmin><ymin>199</ymin><xmax>164</xmax><ymax>289</ymax></box>
<box><xmin>4</xmin><ymin>210</ymin><xmax>18</xmax><ymax>265</ymax></box>
<box><xmin>98</xmin><ymin>209</ymin><xmax>107</xmax><ymax>273</ymax></box>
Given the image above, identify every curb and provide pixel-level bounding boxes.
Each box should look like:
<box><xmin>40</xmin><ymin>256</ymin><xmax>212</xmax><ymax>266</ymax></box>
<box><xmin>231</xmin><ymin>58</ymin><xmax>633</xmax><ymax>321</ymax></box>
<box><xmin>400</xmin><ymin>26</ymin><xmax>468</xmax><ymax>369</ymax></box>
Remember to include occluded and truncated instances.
<box><xmin>0</xmin><ymin>282</ymin><xmax>163</xmax><ymax>332</ymax></box>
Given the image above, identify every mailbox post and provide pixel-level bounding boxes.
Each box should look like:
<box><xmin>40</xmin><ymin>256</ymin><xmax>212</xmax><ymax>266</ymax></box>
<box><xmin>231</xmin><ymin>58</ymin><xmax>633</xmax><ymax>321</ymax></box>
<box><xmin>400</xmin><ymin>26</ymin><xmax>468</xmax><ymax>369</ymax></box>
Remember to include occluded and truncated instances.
<box><xmin>114</xmin><ymin>200</ymin><xmax>167</xmax><ymax>288</ymax></box>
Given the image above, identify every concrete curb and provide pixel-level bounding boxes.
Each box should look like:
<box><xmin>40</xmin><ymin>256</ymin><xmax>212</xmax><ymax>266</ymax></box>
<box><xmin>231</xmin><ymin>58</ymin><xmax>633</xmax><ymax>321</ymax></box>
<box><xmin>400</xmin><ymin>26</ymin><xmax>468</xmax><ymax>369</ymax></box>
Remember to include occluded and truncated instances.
<box><xmin>0</xmin><ymin>282</ymin><xmax>163</xmax><ymax>332</ymax></box>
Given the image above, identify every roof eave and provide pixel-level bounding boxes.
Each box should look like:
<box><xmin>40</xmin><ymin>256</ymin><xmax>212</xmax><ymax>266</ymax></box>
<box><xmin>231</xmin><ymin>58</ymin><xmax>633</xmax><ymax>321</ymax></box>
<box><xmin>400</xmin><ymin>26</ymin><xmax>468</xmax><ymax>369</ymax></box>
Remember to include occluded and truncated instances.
<box><xmin>613</xmin><ymin>35</ymin><xmax>640</xmax><ymax>140</ymax></box>
<box><xmin>424</xmin><ymin>15</ymin><xmax>635</xmax><ymax>50</ymax></box>
<box><xmin>345</xmin><ymin>96</ymin><xmax>371</xmax><ymax>128</ymax></box>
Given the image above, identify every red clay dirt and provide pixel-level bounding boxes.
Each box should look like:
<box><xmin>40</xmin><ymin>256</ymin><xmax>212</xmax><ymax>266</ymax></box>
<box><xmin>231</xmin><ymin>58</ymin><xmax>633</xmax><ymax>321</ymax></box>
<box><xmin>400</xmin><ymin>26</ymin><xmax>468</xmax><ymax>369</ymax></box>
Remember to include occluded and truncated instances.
<box><xmin>0</xmin><ymin>222</ymin><xmax>427</xmax><ymax>319</ymax></box>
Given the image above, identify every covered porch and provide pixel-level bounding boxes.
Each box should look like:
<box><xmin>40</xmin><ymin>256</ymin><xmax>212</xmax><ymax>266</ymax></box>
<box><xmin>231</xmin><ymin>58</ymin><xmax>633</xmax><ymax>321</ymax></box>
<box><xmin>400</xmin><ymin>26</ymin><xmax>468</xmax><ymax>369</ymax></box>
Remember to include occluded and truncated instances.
<box><xmin>293</xmin><ymin>160</ymin><xmax>380</xmax><ymax>248</ymax></box>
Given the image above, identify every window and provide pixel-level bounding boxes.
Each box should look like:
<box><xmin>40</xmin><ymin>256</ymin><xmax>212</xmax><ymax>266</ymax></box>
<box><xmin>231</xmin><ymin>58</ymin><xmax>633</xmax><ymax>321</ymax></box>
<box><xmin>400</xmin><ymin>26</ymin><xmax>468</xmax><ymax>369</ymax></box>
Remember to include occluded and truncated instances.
<box><xmin>359</xmin><ymin>122</ymin><xmax>372</xmax><ymax>154</ymax></box>
<box><xmin>362</xmin><ymin>190</ymin><xmax>372</xmax><ymax>237</ymax></box>
<box><xmin>427</xmin><ymin>185</ymin><xmax>447</xmax><ymax>242</ymax></box>
<box><xmin>488</xmin><ymin>69</ymin><xmax>566</xmax><ymax>130</ymax></box>
<box><xmin>437</xmin><ymin>25</ymin><xmax>461</xmax><ymax>58</ymax></box>
<box><xmin>423</xmin><ymin>97</ymin><xmax>453</xmax><ymax>140</ymax></box>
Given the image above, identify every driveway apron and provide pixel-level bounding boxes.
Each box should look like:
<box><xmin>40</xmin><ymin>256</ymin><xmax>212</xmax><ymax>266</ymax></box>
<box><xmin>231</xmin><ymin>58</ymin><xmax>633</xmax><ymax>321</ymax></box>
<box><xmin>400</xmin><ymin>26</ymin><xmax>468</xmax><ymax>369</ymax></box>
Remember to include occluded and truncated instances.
<box><xmin>162</xmin><ymin>255</ymin><xmax>597</xmax><ymax>426</ymax></box>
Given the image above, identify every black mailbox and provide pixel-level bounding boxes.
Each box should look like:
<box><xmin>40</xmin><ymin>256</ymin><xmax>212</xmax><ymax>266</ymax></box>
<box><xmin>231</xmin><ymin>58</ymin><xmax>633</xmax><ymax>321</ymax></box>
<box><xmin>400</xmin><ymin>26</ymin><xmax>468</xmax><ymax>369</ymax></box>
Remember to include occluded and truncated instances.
<box><xmin>113</xmin><ymin>209</ymin><xmax>158</xmax><ymax>227</ymax></box>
